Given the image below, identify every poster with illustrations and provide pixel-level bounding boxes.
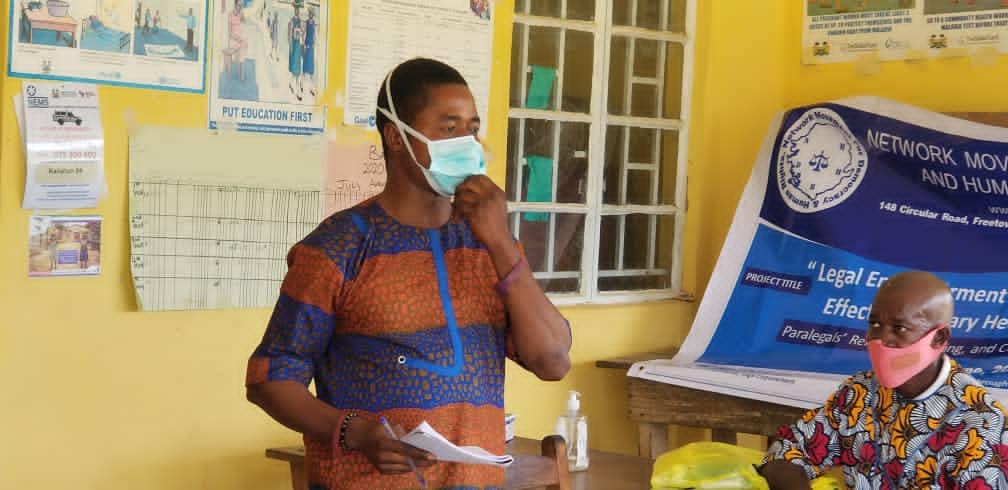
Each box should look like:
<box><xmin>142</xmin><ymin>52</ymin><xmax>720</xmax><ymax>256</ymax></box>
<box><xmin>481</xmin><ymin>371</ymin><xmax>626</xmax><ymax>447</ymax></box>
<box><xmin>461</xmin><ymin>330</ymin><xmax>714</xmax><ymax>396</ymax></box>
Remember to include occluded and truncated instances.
<box><xmin>803</xmin><ymin>0</ymin><xmax>1008</xmax><ymax>64</ymax></box>
<box><xmin>207</xmin><ymin>0</ymin><xmax>327</xmax><ymax>135</ymax></box>
<box><xmin>28</xmin><ymin>215</ymin><xmax>102</xmax><ymax>277</ymax></box>
<box><xmin>6</xmin><ymin>0</ymin><xmax>207</xmax><ymax>91</ymax></box>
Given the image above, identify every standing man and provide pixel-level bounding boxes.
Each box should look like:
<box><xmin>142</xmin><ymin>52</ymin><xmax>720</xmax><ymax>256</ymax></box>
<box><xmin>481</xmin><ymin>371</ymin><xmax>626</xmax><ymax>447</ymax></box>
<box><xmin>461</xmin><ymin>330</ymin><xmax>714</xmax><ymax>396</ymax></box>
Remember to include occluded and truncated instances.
<box><xmin>246</xmin><ymin>58</ymin><xmax>572</xmax><ymax>490</ymax></box>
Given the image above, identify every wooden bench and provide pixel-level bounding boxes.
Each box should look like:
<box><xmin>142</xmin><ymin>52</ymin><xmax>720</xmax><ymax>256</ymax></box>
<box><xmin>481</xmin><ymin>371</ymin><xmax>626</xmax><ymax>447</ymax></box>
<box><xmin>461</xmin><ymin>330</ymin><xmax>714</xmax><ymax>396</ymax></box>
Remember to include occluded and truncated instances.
<box><xmin>266</xmin><ymin>436</ymin><xmax>653</xmax><ymax>490</ymax></box>
<box><xmin>596</xmin><ymin>349</ymin><xmax>807</xmax><ymax>459</ymax></box>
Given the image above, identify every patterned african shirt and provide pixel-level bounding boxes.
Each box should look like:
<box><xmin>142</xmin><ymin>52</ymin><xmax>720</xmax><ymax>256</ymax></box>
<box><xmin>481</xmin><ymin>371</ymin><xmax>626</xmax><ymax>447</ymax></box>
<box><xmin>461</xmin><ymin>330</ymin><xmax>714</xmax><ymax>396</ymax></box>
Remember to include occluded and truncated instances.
<box><xmin>764</xmin><ymin>356</ymin><xmax>1008</xmax><ymax>489</ymax></box>
<box><xmin>247</xmin><ymin>200</ymin><xmax>513</xmax><ymax>490</ymax></box>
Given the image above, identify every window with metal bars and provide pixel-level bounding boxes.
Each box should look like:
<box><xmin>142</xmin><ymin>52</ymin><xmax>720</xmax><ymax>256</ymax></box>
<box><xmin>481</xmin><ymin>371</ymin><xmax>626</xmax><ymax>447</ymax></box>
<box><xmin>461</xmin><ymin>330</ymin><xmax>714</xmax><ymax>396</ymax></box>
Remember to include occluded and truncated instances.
<box><xmin>506</xmin><ymin>0</ymin><xmax>694</xmax><ymax>304</ymax></box>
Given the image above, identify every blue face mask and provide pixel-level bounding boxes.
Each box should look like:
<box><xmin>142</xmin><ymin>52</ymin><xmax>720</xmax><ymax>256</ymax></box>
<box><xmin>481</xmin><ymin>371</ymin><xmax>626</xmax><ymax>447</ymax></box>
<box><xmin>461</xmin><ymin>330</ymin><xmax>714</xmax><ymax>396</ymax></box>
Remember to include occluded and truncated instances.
<box><xmin>378</xmin><ymin>76</ymin><xmax>486</xmax><ymax>196</ymax></box>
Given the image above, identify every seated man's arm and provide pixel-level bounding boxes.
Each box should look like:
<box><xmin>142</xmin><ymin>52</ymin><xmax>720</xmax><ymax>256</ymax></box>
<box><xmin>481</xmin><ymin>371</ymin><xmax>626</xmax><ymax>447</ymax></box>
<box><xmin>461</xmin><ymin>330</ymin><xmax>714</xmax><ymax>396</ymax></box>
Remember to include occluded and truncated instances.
<box><xmin>760</xmin><ymin>390</ymin><xmax>846</xmax><ymax>490</ymax></box>
<box><xmin>946</xmin><ymin>405</ymin><xmax>1008</xmax><ymax>489</ymax></box>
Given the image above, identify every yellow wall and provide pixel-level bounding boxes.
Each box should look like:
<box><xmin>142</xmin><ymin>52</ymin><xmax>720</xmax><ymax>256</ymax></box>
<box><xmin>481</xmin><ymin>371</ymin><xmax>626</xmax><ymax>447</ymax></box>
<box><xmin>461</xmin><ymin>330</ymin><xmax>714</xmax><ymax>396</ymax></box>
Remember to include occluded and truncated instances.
<box><xmin>4</xmin><ymin>1</ymin><xmax>1008</xmax><ymax>489</ymax></box>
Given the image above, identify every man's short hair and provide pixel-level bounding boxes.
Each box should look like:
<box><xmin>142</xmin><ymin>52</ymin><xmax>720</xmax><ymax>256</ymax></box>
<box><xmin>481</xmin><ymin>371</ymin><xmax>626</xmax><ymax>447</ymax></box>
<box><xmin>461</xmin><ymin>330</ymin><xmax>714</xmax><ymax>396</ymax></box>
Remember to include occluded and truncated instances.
<box><xmin>375</xmin><ymin>58</ymin><xmax>468</xmax><ymax>153</ymax></box>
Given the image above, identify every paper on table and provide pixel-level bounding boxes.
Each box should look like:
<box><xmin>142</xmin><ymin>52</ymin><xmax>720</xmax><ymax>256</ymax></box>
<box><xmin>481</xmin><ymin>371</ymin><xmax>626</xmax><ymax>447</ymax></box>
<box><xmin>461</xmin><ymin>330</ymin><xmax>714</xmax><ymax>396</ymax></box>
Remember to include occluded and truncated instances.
<box><xmin>401</xmin><ymin>422</ymin><xmax>513</xmax><ymax>467</ymax></box>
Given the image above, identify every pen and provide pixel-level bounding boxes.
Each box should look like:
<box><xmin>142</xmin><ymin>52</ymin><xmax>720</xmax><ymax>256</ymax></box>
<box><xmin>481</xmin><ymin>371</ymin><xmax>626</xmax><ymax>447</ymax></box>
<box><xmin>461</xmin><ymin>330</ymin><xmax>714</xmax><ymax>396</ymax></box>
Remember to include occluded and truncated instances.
<box><xmin>380</xmin><ymin>416</ymin><xmax>427</xmax><ymax>489</ymax></box>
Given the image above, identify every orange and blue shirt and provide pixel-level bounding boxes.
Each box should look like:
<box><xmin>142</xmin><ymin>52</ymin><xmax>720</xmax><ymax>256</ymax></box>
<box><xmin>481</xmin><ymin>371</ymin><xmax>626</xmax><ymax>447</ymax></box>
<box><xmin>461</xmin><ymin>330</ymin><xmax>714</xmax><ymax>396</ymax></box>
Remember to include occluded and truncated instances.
<box><xmin>247</xmin><ymin>201</ymin><xmax>511</xmax><ymax>490</ymax></box>
<box><xmin>764</xmin><ymin>356</ymin><xmax>1008</xmax><ymax>489</ymax></box>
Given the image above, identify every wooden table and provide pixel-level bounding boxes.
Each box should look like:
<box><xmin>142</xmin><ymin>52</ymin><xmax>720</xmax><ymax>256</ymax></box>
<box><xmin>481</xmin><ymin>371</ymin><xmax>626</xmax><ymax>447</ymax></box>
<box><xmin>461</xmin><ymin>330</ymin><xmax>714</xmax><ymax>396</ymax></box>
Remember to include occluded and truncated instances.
<box><xmin>596</xmin><ymin>350</ymin><xmax>808</xmax><ymax>459</ymax></box>
<box><xmin>21</xmin><ymin>3</ymin><xmax>78</xmax><ymax>47</ymax></box>
<box><xmin>267</xmin><ymin>437</ymin><xmax>653</xmax><ymax>490</ymax></box>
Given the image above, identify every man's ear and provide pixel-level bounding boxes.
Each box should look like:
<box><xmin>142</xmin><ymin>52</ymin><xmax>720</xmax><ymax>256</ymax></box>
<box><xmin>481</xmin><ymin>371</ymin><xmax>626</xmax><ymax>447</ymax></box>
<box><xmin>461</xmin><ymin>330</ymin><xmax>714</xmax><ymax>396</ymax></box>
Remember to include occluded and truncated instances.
<box><xmin>933</xmin><ymin>325</ymin><xmax>950</xmax><ymax>348</ymax></box>
<box><xmin>381</xmin><ymin>122</ymin><xmax>404</xmax><ymax>154</ymax></box>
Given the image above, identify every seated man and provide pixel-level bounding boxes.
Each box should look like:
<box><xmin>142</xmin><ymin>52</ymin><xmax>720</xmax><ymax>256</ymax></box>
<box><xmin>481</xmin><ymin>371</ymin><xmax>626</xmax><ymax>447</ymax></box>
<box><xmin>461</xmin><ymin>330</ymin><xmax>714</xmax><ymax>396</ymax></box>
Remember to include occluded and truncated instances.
<box><xmin>760</xmin><ymin>270</ymin><xmax>1008</xmax><ymax>489</ymax></box>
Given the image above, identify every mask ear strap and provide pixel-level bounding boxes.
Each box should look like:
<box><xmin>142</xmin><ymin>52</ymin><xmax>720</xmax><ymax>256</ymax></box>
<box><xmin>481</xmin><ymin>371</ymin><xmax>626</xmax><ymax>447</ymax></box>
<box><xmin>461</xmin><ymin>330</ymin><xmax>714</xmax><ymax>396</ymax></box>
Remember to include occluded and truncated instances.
<box><xmin>378</xmin><ymin>70</ymin><xmax>426</xmax><ymax>167</ymax></box>
<box><xmin>377</xmin><ymin>107</ymin><xmax>425</xmax><ymax>167</ymax></box>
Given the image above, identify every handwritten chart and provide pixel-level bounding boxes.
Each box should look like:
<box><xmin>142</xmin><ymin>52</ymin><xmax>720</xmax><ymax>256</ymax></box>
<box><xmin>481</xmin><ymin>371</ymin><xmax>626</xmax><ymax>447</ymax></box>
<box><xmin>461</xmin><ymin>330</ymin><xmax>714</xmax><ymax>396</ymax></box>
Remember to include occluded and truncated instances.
<box><xmin>324</xmin><ymin>127</ymin><xmax>387</xmax><ymax>216</ymax></box>
<box><xmin>129</xmin><ymin>126</ymin><xmax>323</xmax><ymax>311</ymax></box>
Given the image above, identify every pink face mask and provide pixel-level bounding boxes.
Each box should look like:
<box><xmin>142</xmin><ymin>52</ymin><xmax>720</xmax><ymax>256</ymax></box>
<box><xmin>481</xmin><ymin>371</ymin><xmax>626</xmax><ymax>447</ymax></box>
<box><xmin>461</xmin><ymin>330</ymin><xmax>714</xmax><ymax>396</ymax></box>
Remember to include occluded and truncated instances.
<box><xmin>867</xmin><ymin>327</ymin><xmax>947</xmax><ymax>389</ymax></box>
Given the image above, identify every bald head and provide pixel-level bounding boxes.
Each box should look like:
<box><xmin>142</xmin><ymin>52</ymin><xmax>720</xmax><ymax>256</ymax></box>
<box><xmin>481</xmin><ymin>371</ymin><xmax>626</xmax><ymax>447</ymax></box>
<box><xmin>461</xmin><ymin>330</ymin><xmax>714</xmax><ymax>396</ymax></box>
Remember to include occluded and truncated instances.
<box><xmin>875</xmin><ymin>271</ymin><xmax>954</xmax><ymax>326</ymax></box>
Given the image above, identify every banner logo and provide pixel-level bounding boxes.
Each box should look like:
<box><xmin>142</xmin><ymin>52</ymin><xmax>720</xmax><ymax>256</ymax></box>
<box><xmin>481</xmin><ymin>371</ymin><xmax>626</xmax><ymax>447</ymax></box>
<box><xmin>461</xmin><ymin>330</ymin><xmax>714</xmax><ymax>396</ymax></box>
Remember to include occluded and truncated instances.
<box><xmin>777</xmin><ymin>107</ymin><xmax>867</xmax><ymax>213</ymax></box>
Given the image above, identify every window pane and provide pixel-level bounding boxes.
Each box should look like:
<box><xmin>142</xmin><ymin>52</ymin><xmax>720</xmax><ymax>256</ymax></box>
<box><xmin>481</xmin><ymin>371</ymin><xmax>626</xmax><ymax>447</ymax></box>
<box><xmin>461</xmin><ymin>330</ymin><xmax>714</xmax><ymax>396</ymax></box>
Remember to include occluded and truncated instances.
<box><xmin>598</xmin><ymin>215</ymin><xmax>619</xmax><ymax>270</ymax></box>
<box><xmin>612</xmin><ymin>1</ymin><xmax>633</xmax><ymax>26</ymax></box>
<box><xmin>526</xmin><ymin>26</ymin><xmax>561</xmax><ymax>110</ymax></box>
<box><xmin>627</xmin><ymin>127</ymin><xmax>654</xmax><ymax>163</ymax></box>
<box><xmin>530</xmin><ymin>0</ymin><xmax>562</xmax><ymax>18</ymax></box>
<box><xmin>636</xmin><ymin>0</ymin><xmax>662</xmax><ymax>31</ymax></box>
<box><xmin>659</xmin><ymin>130</ymin><xmax>680</xmax><ymax>206</ymax></box>
<box><xmin>663</xmin><ymin>42</ymin><xmax>684</xmax><ymax>119</ymax></box>
<box><xmin>625</xmin><ymin>214</ymin><xmax>651</xmax><ymax>269</ymax></box>
<box><xmin>509</xmin><ymin>212</ymin><xmax>585</xmax><ymax>294</ymax></box>
<box><xmin>567</xmin><ymin>0</ymin><xmax>595</xmax><ymax>20</ymax></box>
<box><xmin>506</xmin><ymin>118</ymin><xmax>521</xmax><ymax>201</ymax></box>
<box><xmin>604</xmin><ymin>126</ymin><xmax>679</xmax><ymax>206</ymax></box>
<box><xmin>506</xmin><ymin>118</ymin><xmax>555</xmax><ymax>202</ymax></box>
<box><xmin>557</xmin><ymin>122</ymin><xmax>589</xmax><ymax>204</ymax></box>
<box><xmin>607</xmin><ymin>37</ymin><xmax>628</xmax><ymax>115</ymax></box>
<box><xmin>523</xmin><ymin>118</ymin><xmax>555</xmax><ymax>156</ymax></box>
<box><xmin>561</xmin><ymin>30</ymin><xmax>593</xmax><ymax>113</ymax></box>
<box><xmin>630</xmin><ymin>83</ymin><xmax>657</xmax><ymax>118</ymax></box>
<box><xmin>598</xmin><ymin>214</ymin><xmax>674</xmax><ymax>292</ymax></box>
<box><xmin>514</xmin><ymin>0</ymin><xmax>527</xmax><ymax>13</ymax></box>
<box><xmin>627</xmin><ymin>170</ymin><xmax>653</xmax><ymax>205</ymax></box>
<box><xmin>509</xmin><ymin>23</ymin><xmax>525</xmax><ymax>108</ymax></box>
<box><xmin>602</xmin><ymin>125</ymin><xmax>624</xmax><ymax>205</ymax></box>
<box><xmin>634</xmin><ymin>39</ymin><xmax>659</xmax><ymax>78</ymax></box>
<box><xmin>668</xmin><ymin>0</ymin><xmax>687</xmax><ymax>33</ymax></box>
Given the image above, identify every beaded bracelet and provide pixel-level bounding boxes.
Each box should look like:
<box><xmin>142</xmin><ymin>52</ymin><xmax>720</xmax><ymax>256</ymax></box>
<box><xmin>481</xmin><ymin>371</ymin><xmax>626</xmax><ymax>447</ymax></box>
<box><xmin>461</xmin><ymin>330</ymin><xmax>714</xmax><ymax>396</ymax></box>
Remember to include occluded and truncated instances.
<box><xmin>338</xmin><ymin>411</ymin><xmax>358</xmax><ymax>451</ymax></box>
<box><xmin>494</xmin><ymin>256</ymin><xmax>528</xmax><ymax>297</ymax></box>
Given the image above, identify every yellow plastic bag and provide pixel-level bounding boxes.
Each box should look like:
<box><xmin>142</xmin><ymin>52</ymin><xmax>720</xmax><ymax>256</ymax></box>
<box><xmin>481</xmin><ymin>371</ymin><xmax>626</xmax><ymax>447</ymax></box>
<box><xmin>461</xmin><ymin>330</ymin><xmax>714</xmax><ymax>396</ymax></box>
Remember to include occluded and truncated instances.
<box><xmin>650</xmin><ymin>442</ymin><xmax>769</xmax><ymax>489</ymax></box>
<box><xmin>650</xmin><ymin>442</ymin><xmax>846</xmax><ymax>489</ymax></box>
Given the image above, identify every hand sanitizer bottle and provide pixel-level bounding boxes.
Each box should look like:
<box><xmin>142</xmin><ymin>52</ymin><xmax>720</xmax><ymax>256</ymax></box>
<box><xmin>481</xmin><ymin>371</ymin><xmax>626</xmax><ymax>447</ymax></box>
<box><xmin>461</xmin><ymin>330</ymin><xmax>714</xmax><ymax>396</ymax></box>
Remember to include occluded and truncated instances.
<box><xmin>554</xmin><ymin>390</ymin><xmax>589</xmax><ymax>472</ymax></box>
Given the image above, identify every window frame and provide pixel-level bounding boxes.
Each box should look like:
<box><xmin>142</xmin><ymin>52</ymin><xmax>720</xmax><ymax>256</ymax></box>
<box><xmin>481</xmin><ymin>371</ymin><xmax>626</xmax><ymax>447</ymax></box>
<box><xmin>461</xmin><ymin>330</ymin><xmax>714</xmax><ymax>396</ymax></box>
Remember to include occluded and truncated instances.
<box><xmin>506</xmin><ymin>0</ymin><xmax>696</xmax><ymax>306</ymax></box>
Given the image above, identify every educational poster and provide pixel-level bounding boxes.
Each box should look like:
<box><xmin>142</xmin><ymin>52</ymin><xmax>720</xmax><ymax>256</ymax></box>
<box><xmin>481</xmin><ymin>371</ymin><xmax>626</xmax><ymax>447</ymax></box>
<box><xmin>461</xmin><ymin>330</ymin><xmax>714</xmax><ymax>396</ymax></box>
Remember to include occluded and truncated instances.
<box><xmin>6</xmin><ymin>0</ymin><xmax>207</xmax><ymax>91</ymax></box>
<box><xmin>630</xmin><ymin>97</ymin><xmax>1008</xmax><ymax>408</ymax></box>
<box><xmin>129</xmin><ymin>126</ymin><xmax>323</xmax><ymax>311</ymax></box>
<box><xmin>802</xmin><ymin>0</ymin><xmax>1008</xmax><ymax>64</ymax></box>
<box><xmin>343</xmin><ymin>0</ymin><xmax>493</xmax><ymax>132</ymax></box>
<box><xmin>323</xmin><ymin>126</ymin><xmax>386</xmax><ymax>216</ymax></box>
<box><xmin>21</xmin><ymin>81</ymin><xmax>106</xmax><ymax>209</ymax></box>
<box><xmin>207</xmin><ymin>0</ymin><xmax>327</xmax><ymax>135</ymax></box>
<box><xmin>28</xmin><ymin>215</ymin><xmax>102</xmax><ymax>276</ymax></box>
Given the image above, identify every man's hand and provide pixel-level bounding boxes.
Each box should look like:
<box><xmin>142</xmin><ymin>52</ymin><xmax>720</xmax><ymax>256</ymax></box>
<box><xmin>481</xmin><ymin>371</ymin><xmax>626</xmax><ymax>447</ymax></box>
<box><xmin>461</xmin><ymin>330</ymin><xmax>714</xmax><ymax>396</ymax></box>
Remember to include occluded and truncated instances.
<box><xmin>344</xmin><ymin>417</ymin><xmax>437</xmax><ymax>474</ymax></box>
<box><xmin>452</xmin><ymin>175</ymin><xmax>512</xmax><ymax>251</ymax></box>
<box><xmin>759</xmin><ymin>461</ymin><xmax>813</xmax><ymax>490</ymax></box>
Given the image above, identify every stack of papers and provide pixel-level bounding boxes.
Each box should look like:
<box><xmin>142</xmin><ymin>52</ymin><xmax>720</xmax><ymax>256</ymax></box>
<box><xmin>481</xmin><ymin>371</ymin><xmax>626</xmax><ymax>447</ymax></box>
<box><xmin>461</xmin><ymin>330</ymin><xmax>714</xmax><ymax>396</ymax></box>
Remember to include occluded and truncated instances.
<box><xmin>401</xmin><ymin>422</ymin><xmax>514</xmax><ymax>467</ymax></box>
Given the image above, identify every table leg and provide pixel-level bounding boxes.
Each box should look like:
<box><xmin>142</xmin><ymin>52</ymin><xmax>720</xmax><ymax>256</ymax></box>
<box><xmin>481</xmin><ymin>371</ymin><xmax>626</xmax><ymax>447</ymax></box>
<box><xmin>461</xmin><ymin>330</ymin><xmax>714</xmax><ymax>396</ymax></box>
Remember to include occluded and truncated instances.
<box><xmin>637</xmin><ymin>423</ymin><xmax>668</xmax><ymax>459</ymax></box>
<box><xmin>289</xmin><ymin>461</ymin><xmax>308</xmax><ymax>490</ymax></box>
